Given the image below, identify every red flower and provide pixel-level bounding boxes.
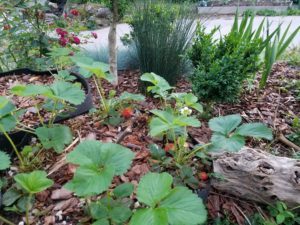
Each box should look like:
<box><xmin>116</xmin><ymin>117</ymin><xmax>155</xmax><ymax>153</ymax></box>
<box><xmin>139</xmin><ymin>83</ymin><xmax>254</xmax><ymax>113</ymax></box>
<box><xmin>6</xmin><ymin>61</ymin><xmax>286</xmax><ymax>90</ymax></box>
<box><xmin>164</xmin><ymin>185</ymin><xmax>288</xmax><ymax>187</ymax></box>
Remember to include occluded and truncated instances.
<box><xmin>71</xmin><ymin>35</ymin><xmax>81</xmax><ymax>45</ymax></box>
<box><xmin>164</xmin><ymin>143</ymin><xmax>175</xmax><ymax>152</ymax></box>
<box><xmin>91</xmin><ymin>32</ymin><xmax>98</xmax><ymax>39</ymax></box>
<box><xmin>58</xmin><ymin>37</ymin><xmax>68</xmax><ymax>47</ymax></box>
<box><xmin>121</xmin><ymin>107</ymin><xmax>134</xmax><ymax>119</ymax></box>
<box><xmin>56</xmin><ymin>28</ymin><xmax>68</xmax><ymax>37</ymax></box>
<box><xmin>3</xmin><ymin>24</ymin><xmax>11</xmax><ymax>30</ymax></box>
<box><xmin>199</xmin><ymin>172</ymin><xmax>208</xmax><ymax>181</ymax></box>
<box><xmin>70</xmin><ymin>9</ymin><xmax>79</xmax><ymax>16</ymax></box>
<box><xmin>64</xmin><ymin>12</ymin><xmax>68</xmax><ymax>19</ymax></box>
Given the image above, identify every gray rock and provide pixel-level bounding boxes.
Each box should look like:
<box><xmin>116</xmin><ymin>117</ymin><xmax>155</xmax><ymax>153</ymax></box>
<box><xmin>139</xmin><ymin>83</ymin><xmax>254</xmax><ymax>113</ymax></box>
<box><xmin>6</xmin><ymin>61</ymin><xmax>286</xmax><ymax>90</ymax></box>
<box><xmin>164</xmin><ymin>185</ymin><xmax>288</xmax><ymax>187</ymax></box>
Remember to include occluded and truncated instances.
<box><xmin>96</xmin><ymin>7</ymin><xmax>111</xmax><ymax>18</ymax></box>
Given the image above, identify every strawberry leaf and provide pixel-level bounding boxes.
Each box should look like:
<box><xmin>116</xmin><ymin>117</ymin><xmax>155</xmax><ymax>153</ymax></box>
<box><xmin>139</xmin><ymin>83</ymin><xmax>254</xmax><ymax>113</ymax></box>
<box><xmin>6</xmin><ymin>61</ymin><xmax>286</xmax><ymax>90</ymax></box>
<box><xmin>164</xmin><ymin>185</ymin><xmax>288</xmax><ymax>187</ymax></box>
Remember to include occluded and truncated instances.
<box><xmin>14</xmin><ymin>170</ymin><xmax>53</xmax><ymax>194</ymax></box>
<box><xmin>130</xmin><ymin>172</ymin><xmax>207</xmax><ymax>225</ymax></box>
<box><xmin>35</xmin><ymin>125</ymin><xmax>73</xmax><ymax>153</ymax></box>
<box><xmin>209</xmin><ymin>114</ymin><xmax>242</xmax><ymax>135</ymax></box>
<box><xmin>64</xmin><ymin>140</ymin><xmax>134</xmax><ymax>197</ymax></box>
<box><xmin>0</xmin><ymin>150</ymin><xmax>11</xmax><ymax>170</ymax></box>
<box><xmin>47</xmin><ymin>81</ymin><xmax>85</xmax><ymax>105</ymax></box>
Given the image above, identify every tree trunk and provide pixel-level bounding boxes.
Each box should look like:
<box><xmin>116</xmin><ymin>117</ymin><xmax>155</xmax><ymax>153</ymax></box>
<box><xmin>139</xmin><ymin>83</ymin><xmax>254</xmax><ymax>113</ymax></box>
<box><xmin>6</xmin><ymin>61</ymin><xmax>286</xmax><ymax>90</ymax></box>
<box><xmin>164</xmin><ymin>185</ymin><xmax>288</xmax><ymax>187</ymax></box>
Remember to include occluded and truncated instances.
<box><xmin>212</xmin><ymin>147</ymin><xmax>300</xmax><ymax>207</ymax></box>
<box><xmin>108</xmin><ymin>0</ymin><xmax>118</xmax><ymax>86</ymax></box>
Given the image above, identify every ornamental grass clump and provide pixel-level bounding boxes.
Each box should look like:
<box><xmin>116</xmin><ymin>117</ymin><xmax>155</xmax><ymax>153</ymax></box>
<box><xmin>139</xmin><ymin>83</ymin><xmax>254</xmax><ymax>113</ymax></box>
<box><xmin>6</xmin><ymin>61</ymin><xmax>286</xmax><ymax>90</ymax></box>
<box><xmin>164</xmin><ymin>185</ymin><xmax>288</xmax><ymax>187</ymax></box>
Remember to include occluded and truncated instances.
<box><xmin>127</xmin><ymin>0</ymin><xmax>195</xmax><ymax>85</ymax></box>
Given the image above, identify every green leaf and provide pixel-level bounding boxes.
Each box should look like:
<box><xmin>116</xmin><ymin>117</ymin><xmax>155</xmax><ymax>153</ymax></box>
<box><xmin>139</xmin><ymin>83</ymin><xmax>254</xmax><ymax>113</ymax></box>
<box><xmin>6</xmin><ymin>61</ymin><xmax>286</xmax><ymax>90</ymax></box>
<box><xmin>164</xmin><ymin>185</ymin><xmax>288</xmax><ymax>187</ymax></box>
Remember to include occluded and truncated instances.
<box><xmin>0</xmin><ymin>96</ymin><xmax>16</xmax><ymax>117</ymax></box>
<box><xmin>90</xmin><ymin>201</ymin><xmax>109</xmax><ymax>220</ymax></box>
<box><xmin>119</xmin><ymin>92</ymin><xmax>145</xmax><ymax>102</ymax></box>
<box><xmin>65</xmin><ymin>140</ymin><xmax>134</xmax><ymax>196</ymax></box>
<box><xmin>149</xmin><ymin>110</ymin><xmax>201</xmax><ymax>137</ymax></box>
<box><xmin>110</xmin><ymin>205</ymin><xmax>132</xmax><ymax>223</ymax></box>
<box><xmin>35</xmin><ymin>125</ymin><xmax>73</xmax><ymax>153</ymax></box>
<box><xmin>235</xmin><ymin>123</ymin><xmax>273</xmax><ymax>140</ymax></box>
<box><xmin>130</xmin><ymin>208</ymin><xmax>168</xmax><ymax>225</ymax></box>
<box><xmin>149</xmin><ymin>144</ymin><xmax>166</xmax><ymax>160</ymax></box>
<box><xmin>137</xmin><ymin>172</ymin><xmax>173</xmax><ymax>207</ymax></box>
<box><xmin>10</xmin><ymin>84</ymin><xmax>51</xmax><ymax>97</ymax></box>
<box><xmin>0</xmin><ymin>115</ymin><xmax>17</xmax><ymax>132</ymax></box>
<box><xmin>141</xmin><ymin>73</ymin><xmax>173</xmax><ymax>97</ymax></box>
<box><xmin>2</xmin><ymin>188</ymin><xmax>22</xmax><ymax>206</ymax></box>
<box><xmin>132</xmin><ymin>172</ymin><xmax>207</xmax><ymax>225</ymax></box>
<box><xmin>92</xmin><ymin>219</ymin><xmax>110</xmax><ymax>225</ymax></box>
<box><xmin>72</xmin><ymin>56</ymin><xmax>113</xmax><ymax>82</ymax></box>
<box><xmin>180</xmin><ymin>93</ymin><xmax>203</xmax><ymax>113</ymax></box>
<box><xmin>276</xmin><ymin>213</ymin><xmax>285</xmax><ymax>224</ymax></box>
<box><xmin>149</xmin><ymin>117</ymin><xmax>172</xmax><ymax>137</ymax></box>
<box><xmin>209</xmin><ymin>114</ymin><xmax>242</xmax><ymax>135</ymax></box>
<box><xmin>210</xmin><ymin>133</ymin><xmax>245</xmax><ymax>152</ymax></box>
<box><xmin>47</xmin><ymin>81</ymin><xmax>85</xmax><ymax>105</ymax></box>
<box><xmin>0</xmin><ymin>98</ymin><xmax>19</xmax><ymax>131</ymax></box>
<box><xmin>14</xmin><ymin>170</ymin><xmax>53</xmax><ymax>194</ymax></box>
<box><xmin>161</xmin><ymin>187</ymin><xmax>207</xmax><ymax>225</ymax></box>
<box><xmin>0</xmin><ymin>151</ymin><xmax>11</xmax><ymax>170</ymax></box>
<box><xmin>55</xmin><ymin>70</ymin><xmax>76</xmax><ymax>81</ymax></box>
<box><xmin>65</xmin><ymin>164</ymin><xmax>115</xmax><ymax>197</ymax></box>
<box><xmin>113</xmin><ymin>183</ymin><xmax>134</xmax><ymax>198</ymax></box>
<box><xmin>48</xmin><ymin>47</ymin><xmax>72</xmax><ymax>57</ymax></box>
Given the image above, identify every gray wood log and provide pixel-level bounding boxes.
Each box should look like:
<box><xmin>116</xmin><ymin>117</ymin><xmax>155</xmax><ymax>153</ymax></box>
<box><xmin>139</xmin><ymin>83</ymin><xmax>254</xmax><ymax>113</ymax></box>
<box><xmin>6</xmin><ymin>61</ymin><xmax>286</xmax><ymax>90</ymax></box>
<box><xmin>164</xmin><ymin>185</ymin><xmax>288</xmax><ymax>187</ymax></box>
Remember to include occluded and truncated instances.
<box><xmin>212</xmin><ymin>148</ymin><xmax>300</xmax><ymax>207</ymax></box>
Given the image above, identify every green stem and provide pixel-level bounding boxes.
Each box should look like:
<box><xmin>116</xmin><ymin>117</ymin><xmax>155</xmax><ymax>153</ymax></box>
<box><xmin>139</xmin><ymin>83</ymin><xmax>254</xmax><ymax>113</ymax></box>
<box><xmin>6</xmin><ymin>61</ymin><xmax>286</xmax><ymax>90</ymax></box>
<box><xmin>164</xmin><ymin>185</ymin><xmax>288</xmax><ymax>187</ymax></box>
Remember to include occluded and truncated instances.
<box><xmin>34</xmin><ymin>102</ymin><xmax>44</xmax><ymax>125</ymax></box>
<box><xmin>184</xmin><ymin>143</ymin><xmax>212</xmax><ymax>161</ymax></box>
<box><xmin>26</xmin><ymin>193</ymin><xmax>33</xmax><ymax>225</ymax></box>
<box><xmin>93</xmin><ymin>76</ymin><xmax>108</xmax><ymax>113</ymax></box>
<box><xmin>0</xmin><ymin>125</ymin><xmax>24</xmax><ymax>167</ymax></box>
<box><xmin>291</xmin><ymin>205</ymin><xmax>300</xmax><ymax>211</ymax></box>
<box><xmin>0</xmin><ymin>215</ymin><xmax>15</xmax><ymax>225</ymax></box>
<box><xmin>17</xmin><ymin>122</ymin><xmax>35</xmax><ymax>131</ymax></box>
<box><xmin>15</xmin><ymin>127</ymin><xmax>36</xmax><ymax>135</ymax></box>
<box><xmin>49</xmin><ymin>100</ymin><xmax>59</xmax><ymax>126</ymax></box>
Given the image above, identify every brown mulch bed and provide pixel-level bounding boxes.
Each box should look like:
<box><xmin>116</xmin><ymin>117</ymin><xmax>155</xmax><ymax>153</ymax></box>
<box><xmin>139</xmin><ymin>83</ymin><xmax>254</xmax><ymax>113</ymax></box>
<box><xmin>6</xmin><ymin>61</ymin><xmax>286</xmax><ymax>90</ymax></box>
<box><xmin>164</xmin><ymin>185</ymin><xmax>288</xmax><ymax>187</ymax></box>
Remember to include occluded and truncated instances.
<box><xmin>0</xmin><ymin>74</ymin><xmax>56</xmax><ymax>127</ymax></box>
<box><xmin>2</xmin><ymin>62</ymin><xmax>299</xmax><ymax>225</ymax></box>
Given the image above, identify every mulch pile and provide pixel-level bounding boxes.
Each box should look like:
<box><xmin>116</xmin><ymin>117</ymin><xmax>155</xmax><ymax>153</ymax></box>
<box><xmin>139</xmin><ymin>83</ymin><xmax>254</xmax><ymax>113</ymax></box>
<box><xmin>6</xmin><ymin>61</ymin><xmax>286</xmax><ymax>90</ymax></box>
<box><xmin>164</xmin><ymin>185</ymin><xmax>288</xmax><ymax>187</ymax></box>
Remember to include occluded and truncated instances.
<box><xmin>2</xmin><ymin>63</ymin><xmax>299</xmax><ymax>225</ymax></box>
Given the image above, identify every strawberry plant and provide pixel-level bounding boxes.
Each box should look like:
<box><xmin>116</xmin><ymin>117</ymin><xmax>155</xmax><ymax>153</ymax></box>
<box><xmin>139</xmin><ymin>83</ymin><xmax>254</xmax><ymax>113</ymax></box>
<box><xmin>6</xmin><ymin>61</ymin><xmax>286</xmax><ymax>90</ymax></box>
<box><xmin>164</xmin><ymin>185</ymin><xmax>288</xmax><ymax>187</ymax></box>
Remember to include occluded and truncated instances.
<box><xmin>14</xmin><ymin>170</ymin><xmax>54</xmax><ymax>224</ymax></box>
<box><xmin>64</xmin><ymin>140</ymin><xmax>134</xmax><ymax>197</ymax></box>
<box><xmin>89</xmin><ymin>183</ymin><xmax>134</xmax><ymax>225</ymax></box>
<box><xmin>35</xmin><ymin>125</ymin><xmax>73</xmax><ymax>153</ymax></box>
<box><xmin>0</xmin><ymin>151</ymin><xmax>11</xmax><ymax>191</ymax></box>
<box><xmin>0</xmin><ymin>97</ymin><xmax>25</xmax><ymax>167</ymax></box>
<box><xmin>129</xmin><ymin>172</ymin><xmax>207</xmax><ymax>225</ymax></box>
<box><xmin>208</xmin><ymin>114</ymin><xmax>273</xmax><ymax>152</ymax></box>
<box><xmin>73</xmin><ymin>55</ymin><xmax>145</xmax><ymax>125</ymax></box>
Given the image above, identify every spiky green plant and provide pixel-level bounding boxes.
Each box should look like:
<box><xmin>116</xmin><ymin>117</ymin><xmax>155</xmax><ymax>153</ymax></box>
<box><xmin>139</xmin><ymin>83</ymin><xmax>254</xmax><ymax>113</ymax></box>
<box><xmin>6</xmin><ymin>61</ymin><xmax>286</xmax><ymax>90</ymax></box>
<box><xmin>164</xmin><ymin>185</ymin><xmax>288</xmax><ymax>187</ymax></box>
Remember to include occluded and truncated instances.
<box><xmin>260</xmin><ymin>21</ymin><xmax>300</xmax><ymax>88</ymax></box>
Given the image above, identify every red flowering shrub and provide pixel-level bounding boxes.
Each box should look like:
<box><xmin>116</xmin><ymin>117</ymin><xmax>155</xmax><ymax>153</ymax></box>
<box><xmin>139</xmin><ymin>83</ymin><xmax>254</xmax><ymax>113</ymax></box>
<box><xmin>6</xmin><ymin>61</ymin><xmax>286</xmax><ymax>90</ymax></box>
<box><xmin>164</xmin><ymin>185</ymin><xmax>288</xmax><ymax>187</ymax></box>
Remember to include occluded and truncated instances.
<box><xmin>91</xmin><ymin>32</ymin><xmax>98</xmax><ymax>39</ymax></box>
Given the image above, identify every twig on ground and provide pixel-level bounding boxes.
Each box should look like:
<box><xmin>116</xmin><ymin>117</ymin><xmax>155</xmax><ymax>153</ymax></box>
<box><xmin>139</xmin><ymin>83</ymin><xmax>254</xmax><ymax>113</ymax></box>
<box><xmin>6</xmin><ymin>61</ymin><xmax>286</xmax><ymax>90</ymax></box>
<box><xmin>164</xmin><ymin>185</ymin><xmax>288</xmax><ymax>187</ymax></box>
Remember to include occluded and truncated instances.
<box><xmin>116</xmin><ymin>126</ymin><xmax>132</xmax><ymax>144</ymax></box>
<box><xmin>278</xmin><ymin>133</ymin><xmax>300</xmax><ymax>152</ymax></box>
<box><xmin>48</xmin><ymin>137</ymin><xmax>79</xmax><ymax>176</ymax></box>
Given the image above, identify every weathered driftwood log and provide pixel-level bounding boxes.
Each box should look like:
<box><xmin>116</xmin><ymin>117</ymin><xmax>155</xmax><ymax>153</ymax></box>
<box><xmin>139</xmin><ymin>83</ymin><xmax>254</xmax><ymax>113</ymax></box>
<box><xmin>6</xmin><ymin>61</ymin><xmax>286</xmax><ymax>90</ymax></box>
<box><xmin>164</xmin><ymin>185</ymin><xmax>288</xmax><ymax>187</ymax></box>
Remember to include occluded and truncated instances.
<box><xmin>212</xmin><ymin>148</ymin><xmax>300</xmax><ymax>207</ymax></box>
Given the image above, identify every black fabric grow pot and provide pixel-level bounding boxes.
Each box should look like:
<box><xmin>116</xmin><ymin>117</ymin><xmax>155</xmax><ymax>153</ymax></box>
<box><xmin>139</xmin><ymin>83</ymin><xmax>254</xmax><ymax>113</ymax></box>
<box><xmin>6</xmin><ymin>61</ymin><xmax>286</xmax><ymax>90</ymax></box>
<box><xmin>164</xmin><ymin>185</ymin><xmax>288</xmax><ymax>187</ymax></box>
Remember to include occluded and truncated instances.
<box><xmin>0</xmin><ymin>68</ymin><xmax>93</xmax><ymax>153</ymax></box>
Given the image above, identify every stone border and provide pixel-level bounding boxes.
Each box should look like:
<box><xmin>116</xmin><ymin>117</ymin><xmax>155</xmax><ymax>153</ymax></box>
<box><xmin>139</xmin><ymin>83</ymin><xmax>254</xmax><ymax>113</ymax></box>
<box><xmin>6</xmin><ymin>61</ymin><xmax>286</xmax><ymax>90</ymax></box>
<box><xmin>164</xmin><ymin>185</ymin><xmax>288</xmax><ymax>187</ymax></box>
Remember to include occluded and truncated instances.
<box><xmin>198</xmin><ymin>5</ymin><xmax>290</xmax><ymax>14</ymax></box>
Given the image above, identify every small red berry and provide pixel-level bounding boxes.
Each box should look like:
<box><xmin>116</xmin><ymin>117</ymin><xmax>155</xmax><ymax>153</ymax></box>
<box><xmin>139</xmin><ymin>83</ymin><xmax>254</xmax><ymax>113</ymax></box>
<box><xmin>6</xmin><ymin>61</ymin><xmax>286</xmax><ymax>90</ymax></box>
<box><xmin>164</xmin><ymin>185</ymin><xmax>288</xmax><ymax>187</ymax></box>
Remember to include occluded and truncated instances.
<box><xmin>70</xmin><ymin>9</ymin><xmax>79</xmax><ymax>16</ymax></box>
<box><xmin>121</xmin><ymin>107</ymin><xmax>134</xmax><ymax>119</ymax></box>
<box><xmin>164</xmin><ymin>143</ymin><xmax>175</xmax><ymax>152</ymax></box>
<box><xmin>3</xmin><ymin>24</ymin><xmax>11</xmax><ymax>30</ymax></box>
<box><xmin>199</xmin><ymin>172</ymin><xmax>209</xmax><ymax>181</ymax></box>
